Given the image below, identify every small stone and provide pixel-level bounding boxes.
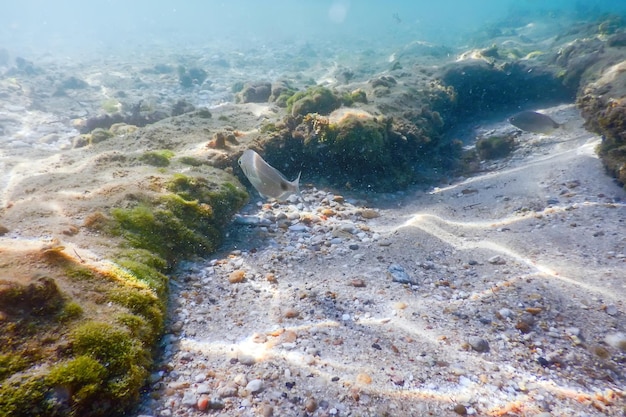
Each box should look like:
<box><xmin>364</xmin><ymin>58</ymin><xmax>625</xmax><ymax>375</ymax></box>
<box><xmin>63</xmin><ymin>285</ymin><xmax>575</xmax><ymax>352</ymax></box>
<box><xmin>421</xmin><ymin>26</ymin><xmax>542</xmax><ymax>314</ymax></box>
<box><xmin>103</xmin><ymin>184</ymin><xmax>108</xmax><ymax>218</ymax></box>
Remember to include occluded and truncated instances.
<box><xmin>349</xmin><ymin>278</ymin><xmax>366</xmax><ymax>287</ymax></box>
<box><xmin>239</xmin><ymin>354</ymin><xmax>256</xmax><ymax>365</ymax></box>
<box><xmin>228</xmin><ymin>269</ymin><xmax>245</xmax><ymax>283</ymax></box>
<box><xmin>305</xmin><ymin>397</ymin><xmax>318</xmax><ymax>412</ymax></box>
<box><xmin>359</xmin><ymin>208</ymin><xmax>380</xmax><ymax>219</ymax></box>
<box><xmin>525</xmin><ymin>307</ymin><xmax>542</xmax><ymax>316</ymax></box>
<box><xmin>393</xmin><ymin>301</ymin><xmax>407</xmax><ymax>310</ymax></box>
<box><xmin>284</xmin><ymin>308</ymin><xmax>300</xmax><ymax>319</ymax></box>
<box><xmin>348</xmin><ymin>244</ymin><xmax>359</xmax><ymax>250</ymax></box>
<box><xmin>468</xmin><ymin>336</ymin><xmax>489</xmax><ymax>352</ymax></box>
<box><xmin>388</xmin><ymin>264</ymin><xmax>418</xmax><ymax>285</ymax></box>
<box><xmin>209</xmin><ymin>398</ymin><xmax>225</xmax><ymax>410</ymax></box>
<box><xmin>260</xmin><ymin>404</ymin><xmax>274</xmax><ymax>417</ymax></box>
<box><xmin>605</xmin><ymin>304</ymin><xmax>618</xmax><ymax>316</ymax></box>
<box><xmin>605</xmin><ymin>332</ymin><xmax>626</xmax><ymax>352</ymax></box>
<box><xmin>332</xmin><ymin>195</ymin><xmax>345</xmax><ymax>203</ymax></box>
<box><xmin>487</xmin><ymin>255</ymin><xmax>506</xmax><ymax>265</ymax></box>
<box><xmin>170</xmin><ymin>321</ymin><xmax>183</xmax><ymax>333</ymax></box>
<box><xmin>356</xmin><ymin>373</ymin><xmax>372</xmax><ymax>385</ymax></box>
<box><xmin>197</xmin><ymin>395</ymin><xmax>209</xmax><ymax>411</ymax></box>
<box><xmin>196</xmin><ymin>383</ymin><xmax>211</xmax><ymax>394</ymax></box>
<box><xmin>182</xmin><ymin>390</ymin><xmax>197</xmax><ymax>407</ymax></box>
<box><xmin>453</xmin><ymin>404</ymin><xmax>467</xmax><ymax>415</ymax></box>
<box><xmin>217</xmin><ymin>385</ymin><xmax>238</xmax><ymax>398</ymax></box>
<box><xmin>266</xmin><ymin>273</ymin><xmax>277</xmax><ymax>283</ymax></box>
<box><xmin>245</xmin><ymin>379</ymin><xmax>264</xmax><ymax>394</ymax></box>
<box><xmin>497</xmin><ymin>308</ymin><xmax>514</xmax><ymax>319</ymax></box>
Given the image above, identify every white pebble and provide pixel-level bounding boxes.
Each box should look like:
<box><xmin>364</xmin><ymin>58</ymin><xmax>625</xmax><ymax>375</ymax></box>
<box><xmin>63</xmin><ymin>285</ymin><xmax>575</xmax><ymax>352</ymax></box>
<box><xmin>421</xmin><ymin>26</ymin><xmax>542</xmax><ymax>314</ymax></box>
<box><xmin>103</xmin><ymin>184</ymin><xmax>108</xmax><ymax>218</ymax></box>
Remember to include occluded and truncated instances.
<box><xmin>245</xmin><ymin>379</ymin><xmax>264</xmax><ymax>393</ymax></box>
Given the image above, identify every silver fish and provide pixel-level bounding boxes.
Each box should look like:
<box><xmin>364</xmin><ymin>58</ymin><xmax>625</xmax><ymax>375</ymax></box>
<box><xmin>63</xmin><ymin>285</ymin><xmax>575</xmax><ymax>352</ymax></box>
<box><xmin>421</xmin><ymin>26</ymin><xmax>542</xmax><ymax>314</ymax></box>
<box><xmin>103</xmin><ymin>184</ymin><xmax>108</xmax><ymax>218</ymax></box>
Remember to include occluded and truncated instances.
<box><xmin>508</xmin><ymin>111</ymin><xmax>561</xmax><ymax>134</ymax></box>
<box><xmin>238</xmin><ymin>149</ymin><xmax>300</xmax><ymax>200</ymax></box>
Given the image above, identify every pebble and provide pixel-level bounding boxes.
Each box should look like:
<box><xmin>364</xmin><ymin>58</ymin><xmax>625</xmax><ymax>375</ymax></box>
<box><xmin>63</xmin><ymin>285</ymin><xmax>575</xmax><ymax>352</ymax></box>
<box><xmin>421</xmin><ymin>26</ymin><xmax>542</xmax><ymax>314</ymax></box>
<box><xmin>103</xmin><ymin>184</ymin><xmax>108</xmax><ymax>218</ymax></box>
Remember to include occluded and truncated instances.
<box><xmin>228</xmin><ymin>269</ymin><xmax>245</xmax><ymax>283</ymax></box>
<box><xmin>605</xmin><ymin>304</ymin><xmax>618</xmax><ymax>316</ymax></box>
<box><xmin>605</xmin><ymin>332</ymin><xmax>626</xmax><ymax>351</ymax></box>
<box><xmin>197</xmin><ymin>395</ymin><xmax>209</xmax><ymax>411</ymax></box>
<box><xmin>359</xmin><ymin>208</ymin><xmax>380</xmax><ymax>219</ymax></box>
<box><xmin>181</xmin><ymin>390</ymin><xmax>197</xmax><ymax>407</ymax></box>
<box><xmin>468</xmin><ymin>337</ymin><xmax>490</xmax><ymax>352</ymax></box>
<box><xmin>487</xmin><ymin>255</ymin><xmax>506</xmax><ymax>265</ymax></box>
<box><xmin>305</xmin><ymin>398</ymin><xmax>318</xmax><ymax>413</ymax></box>
<box><xmin>453</xmin><ymin>404</ymin><xmax>468</xmax><ymax>415</ymax></box>
<box><xmin>356</xmin><ymin>373</ymin><xmax>372</xmax><ymax>384</ymax></box>
<box><xmin>260</xmin><ymin>404</ymin><xmax>274</xmax><ymax>417</ymax></box>
<box><xmin>349</xmin><ymin>278</ymin><xmax>366</xmax><ymax>287</ymax></box>
<box><xmin>245</xmin><ymin>379</ymin><xmax>264</xmax><ymax>394</ymax></box>
<box><xmin>284</xmin><ymin>308</ymin><xmax>300</xmax><ymax>318</ymax></box>
<box><xmin>387</xmin><ymin>264</ymin><xmax>418</xmax><ymax>285</ymax></box>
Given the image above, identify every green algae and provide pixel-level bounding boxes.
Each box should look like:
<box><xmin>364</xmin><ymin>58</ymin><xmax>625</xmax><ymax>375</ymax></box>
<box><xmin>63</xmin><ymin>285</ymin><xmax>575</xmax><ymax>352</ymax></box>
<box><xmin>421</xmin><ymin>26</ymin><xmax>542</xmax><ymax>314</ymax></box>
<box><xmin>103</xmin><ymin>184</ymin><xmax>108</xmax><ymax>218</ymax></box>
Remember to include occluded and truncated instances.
<box><xmin>287</xmin><ymin>86</ymin><xmax>341</xmax><ymax>116</ymax></box>
<box><xmin>476</xmin><ymin>135</ymin><xmax>516</xmax><ymax>160</ymax></box>
<box><xmin>139</xmin><ymin>150</ymin><xmax>175</xmax><ymax>167</ymax></box>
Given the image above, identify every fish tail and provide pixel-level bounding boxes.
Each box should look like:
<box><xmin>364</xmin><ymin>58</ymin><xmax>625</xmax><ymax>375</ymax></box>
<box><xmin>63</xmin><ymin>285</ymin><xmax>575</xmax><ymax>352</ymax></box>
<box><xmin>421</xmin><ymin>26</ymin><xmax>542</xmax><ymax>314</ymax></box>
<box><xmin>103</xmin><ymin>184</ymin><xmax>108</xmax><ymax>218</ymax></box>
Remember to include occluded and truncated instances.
<box><xmin>293</xmin><ymin>172</ymin><xmax>302</xmax><ymax>194</ymax></box>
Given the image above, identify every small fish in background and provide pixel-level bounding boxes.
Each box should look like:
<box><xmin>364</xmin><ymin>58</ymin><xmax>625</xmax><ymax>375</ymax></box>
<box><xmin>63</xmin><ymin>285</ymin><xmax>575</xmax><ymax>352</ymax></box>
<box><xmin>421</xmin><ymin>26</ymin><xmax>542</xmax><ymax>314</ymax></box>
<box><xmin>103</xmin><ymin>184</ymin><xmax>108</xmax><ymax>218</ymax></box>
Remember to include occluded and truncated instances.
<box><xmin>392</xmin><ymin>13</ymin><xmax>402</xmax><ymax>24</ymax></box>
<box><xmin>508</xmin><ymin>110</ymin><xmax>562</xmax><ymax>134</ymax></box>
<box><xmin>238</xmin><ymin>149</ymin><xmax>301</xmax><ymax>200</ymax></box>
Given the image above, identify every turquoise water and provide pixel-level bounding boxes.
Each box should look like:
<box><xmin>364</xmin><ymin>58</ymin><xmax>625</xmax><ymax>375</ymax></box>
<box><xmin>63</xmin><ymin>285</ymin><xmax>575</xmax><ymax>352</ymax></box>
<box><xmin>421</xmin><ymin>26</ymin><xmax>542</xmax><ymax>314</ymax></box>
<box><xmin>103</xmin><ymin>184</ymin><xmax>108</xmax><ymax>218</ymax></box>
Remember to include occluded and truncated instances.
<box><xmin>2</xmin><ymin>0</ymin><xmax>625</xmax><ymax>54</ymax></box>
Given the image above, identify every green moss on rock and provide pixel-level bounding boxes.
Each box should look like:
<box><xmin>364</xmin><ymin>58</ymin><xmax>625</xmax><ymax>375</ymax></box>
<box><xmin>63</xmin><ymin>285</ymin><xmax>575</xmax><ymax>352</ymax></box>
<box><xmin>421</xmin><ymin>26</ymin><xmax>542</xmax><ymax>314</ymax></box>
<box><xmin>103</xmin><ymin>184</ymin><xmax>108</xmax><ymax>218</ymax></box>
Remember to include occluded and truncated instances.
<box><xmin>287</xmin><ymin>86</ymin><xmax>341</xmax><ymax>116</ymax></box>
<box><xmin>476</xmin><ymin>135</ymin><xmax>516</xmax><ymax>160</ymax></box>
<box><xmin>139</xmin><ymin>150</ymin><xmax>175</xmax><ymax>167</ymax></box>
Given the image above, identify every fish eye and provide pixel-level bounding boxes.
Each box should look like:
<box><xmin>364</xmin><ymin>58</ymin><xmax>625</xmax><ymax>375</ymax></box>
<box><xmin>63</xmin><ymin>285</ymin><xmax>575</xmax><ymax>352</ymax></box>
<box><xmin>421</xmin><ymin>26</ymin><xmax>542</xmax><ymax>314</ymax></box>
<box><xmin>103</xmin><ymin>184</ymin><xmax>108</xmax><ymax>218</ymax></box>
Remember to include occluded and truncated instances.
<box><xmin>238</xmin><ymin>159</ymin><xmax>242</xmax><ymax>165</ymax></box>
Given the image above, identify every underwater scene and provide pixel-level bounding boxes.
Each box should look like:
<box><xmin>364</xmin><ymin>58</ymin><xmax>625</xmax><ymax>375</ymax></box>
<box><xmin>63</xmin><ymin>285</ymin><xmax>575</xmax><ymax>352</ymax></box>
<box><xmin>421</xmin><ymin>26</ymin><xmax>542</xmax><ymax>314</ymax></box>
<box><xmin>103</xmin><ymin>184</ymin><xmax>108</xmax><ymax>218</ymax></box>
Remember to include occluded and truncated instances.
<box><xmin>1</xmin><ymin>1</ymin><xmax>625</xmax><ymax>416</ymax></box>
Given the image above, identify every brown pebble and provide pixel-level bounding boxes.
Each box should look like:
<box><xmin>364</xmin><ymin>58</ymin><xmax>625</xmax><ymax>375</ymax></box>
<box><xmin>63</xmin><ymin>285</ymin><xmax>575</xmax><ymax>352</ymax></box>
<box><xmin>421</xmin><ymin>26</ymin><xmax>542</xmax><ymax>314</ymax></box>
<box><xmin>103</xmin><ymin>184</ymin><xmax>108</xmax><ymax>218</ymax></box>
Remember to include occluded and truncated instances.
<box><xmin>356</xmin><ymin>373</ymin><xmax>372</xmax><ymax>385</ymax></box>
<box><xmin>260</xmin><ymin>404</ymin><xmax>274</xmax><ymax>417</ymax></box>
<box><xmin>350</xmin><ymin>278</ymin><xmax>366</xmax><ymax>287</ymax></box>
<box><xmin>266</xmin><ymin>273</ymin><xmax>277</xmax><ymax>283</ymax></box>
<box><xmin>359</xmin><ymin>208</ymin><xmax>380</xmax><ymax>219</ymax></box>
<box><xmin>284</xmin><ymin>308</ymin><xmax>300</xmax><ymax>319</ymax></box>
<box><xmin>304</xmin><ymin>397</ymin><xmax>318</xmax><ymax>413</ymax></box>
<box><xmin>332</xmin><ymin>195</ymin><xmax>345</xmax><ymax>203</ymax></box>
<box><xmin>525</xmin><ymin>307</ymin><xmax>542</xmax><ymax>315</ymax></box>
<box><xmin>321</xmin><ymin>208</ymin><xmax>336</xmax><ymax>217</ymax></box>
<box><xmin>453</xmin><ymin>404</ymin><xmax>467</xmax><ymax>415</ymax></box>
<box><xmin>515</xmin><ymin>321</ymin><xmax>531</xmax><ymax>334</ymax></box>
<box><xmin>228</xmin><ymin>269</ymin><xmax>245</xmax><ymax>283</ymax></box>
<box><xmin>281</xmin><ymin>330</ymin><xmax>297</xmax><ymax>343</ymax></box>
<box><xmin>197</xmin><ymin>395</ymin><xmax>209</xmax><ymax>411</ymax></box>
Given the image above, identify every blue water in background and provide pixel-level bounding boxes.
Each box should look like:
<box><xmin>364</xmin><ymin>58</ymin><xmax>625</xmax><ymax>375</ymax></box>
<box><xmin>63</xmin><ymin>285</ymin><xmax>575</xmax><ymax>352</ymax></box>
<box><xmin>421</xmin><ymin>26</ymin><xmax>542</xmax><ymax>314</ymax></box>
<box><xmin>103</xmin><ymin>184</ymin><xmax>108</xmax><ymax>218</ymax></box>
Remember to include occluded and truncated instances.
<box><xmin>2</xmin><ymin>0</ymin><xmax>625</xmax><ymax>56</ymax></box>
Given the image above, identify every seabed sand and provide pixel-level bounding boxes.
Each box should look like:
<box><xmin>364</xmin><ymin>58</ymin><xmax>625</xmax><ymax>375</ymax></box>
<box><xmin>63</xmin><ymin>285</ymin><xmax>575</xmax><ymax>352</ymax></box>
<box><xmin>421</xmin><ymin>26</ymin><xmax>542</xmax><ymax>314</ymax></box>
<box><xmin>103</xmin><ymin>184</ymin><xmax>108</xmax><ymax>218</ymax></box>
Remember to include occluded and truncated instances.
<box><xmin>140</xmin><ymin>104</ymin><xmax>625</xmax><ymax>416</ymax></box>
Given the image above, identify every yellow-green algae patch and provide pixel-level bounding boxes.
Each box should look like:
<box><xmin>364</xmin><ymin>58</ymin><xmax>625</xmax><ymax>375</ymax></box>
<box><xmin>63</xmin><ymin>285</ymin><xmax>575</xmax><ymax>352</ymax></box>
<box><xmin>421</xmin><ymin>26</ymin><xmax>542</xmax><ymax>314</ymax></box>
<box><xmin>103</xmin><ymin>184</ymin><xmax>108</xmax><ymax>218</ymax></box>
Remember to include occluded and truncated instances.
<box><xmin>0</xmin><ymin>171</ymin><xmax>248</xmax><ymax>416</ymax></box>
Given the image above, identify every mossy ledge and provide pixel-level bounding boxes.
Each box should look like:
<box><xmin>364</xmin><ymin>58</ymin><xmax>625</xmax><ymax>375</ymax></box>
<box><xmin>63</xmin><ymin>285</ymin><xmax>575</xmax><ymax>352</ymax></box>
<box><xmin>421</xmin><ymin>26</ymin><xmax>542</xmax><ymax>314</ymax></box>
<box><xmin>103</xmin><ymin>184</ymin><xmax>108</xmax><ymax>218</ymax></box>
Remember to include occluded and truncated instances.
<box><xmin>0</xmin><ymin>174</ymin><xmax>248</xmax><ymax>417</ymax></box>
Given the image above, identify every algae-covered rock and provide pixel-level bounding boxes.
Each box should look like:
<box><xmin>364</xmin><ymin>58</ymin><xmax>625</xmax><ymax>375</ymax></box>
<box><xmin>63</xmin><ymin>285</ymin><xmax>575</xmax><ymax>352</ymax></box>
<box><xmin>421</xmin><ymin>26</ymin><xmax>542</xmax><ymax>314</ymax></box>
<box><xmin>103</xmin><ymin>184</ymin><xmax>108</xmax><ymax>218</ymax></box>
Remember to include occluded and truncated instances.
<box><xmin>287</xmin><ymin>86</ymin><xmax>341</xmax><ymax>117</ymax></box>
<box><xmin>236</xmin><ymin>81</ymin><xmax>272</xmax><ymax>103</ymax></box>
<box><xmin>476</xmin><ymin>134</ymin><xmax>517</xmax><ymax>160</ymax></box>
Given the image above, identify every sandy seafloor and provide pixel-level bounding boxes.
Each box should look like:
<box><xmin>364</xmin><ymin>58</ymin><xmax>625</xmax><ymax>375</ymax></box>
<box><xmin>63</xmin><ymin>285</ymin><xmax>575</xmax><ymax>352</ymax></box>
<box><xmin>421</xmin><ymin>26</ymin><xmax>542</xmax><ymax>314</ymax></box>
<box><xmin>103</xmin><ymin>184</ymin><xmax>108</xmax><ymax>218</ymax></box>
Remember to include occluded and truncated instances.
<box><xmin>134</xmin><ymin>105</ymin><xmax>625</xmax><ymax>417</ymax></box>
<box><xmin>0</xmin><ymin>12</ymin><xmax>625</xmax><ymax>417</ymax></box>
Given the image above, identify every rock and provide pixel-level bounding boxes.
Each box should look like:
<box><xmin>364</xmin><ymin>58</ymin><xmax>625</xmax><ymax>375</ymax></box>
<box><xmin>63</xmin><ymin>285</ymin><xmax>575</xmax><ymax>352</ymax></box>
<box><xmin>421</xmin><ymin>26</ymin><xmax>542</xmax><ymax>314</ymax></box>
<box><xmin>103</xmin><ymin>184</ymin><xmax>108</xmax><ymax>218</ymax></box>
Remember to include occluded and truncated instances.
<box><xmin>605</xmin><ymin>304</ymin><xmax>618</xmax><ymax>316</ymax></box>
<box><xmin>359</xmin><ymin>208</ymin><xmax>380</xmax><ymax>219</ymax></box>
<box><xmin>260</xmin><ymin>404</ymin><xmax>274</xmax><ymax>417</ymax></box>
<box><xmin>349</xmin><ymin>278</ymin><xmax>366</xmax><ymax>287</ymax></box>
<box><xmin>245</xmin><ymin>379</ymin><xmax>264</xmax><ymax>394</ymax></box>
<box><xmin>356</xmin><ymin>373</ymin><xmax>372</xmax><ymax>385</ymax></box>
<box><xmin>284</xmin><ymin>308</ymin><xmax>300</xmax><ymax>318</ymax></box>
<box><xmin>605</xmin><ymin>332</ymin><xmax>626</xmax><ymax>352</ymax></box>
<box><xmin>197</xmin><ymin>395</ymin><xmax>209</xmax><ymax>411</ymax></box>
<box><xmin>468</xmin><ymin>336</ymin><xmax>490</xmax><ymax>352</ymax></box>
<box><xmin>487</xmin><ymin>255</ymin><xmax>506</xmax><ymax>265</ymax></box>
<box><xmin>228</xmin><ymin>269</ymin><xmax>245</xmax><ymax>283</ymax></box>
<box><xmin>181</xmin><ymin>390</ymin><xmax>197</xmax><ymax>407</ymax></box>
<box><xmin>453</xmin><ymin>404</ymin><xmax>468</xmax><ymax>415</ymax></box>
<box><xmin>237</xmin><ymin>81</ymin><xmax>272</xmax><ymax>103</ymax></box>
<box><xmin>217</xmin><ymin>385</ymin><xmax>238</xmax><ymax>398</ymax></box>
<box><xmin>305</xmin><ymin>398</ymin><xmax>318</xmax><ymax>413</ymax></box>
<box><xmin>387</xmin><ymin>264</ymin><xmax>418</xmax><ymax>285</ymax></box>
